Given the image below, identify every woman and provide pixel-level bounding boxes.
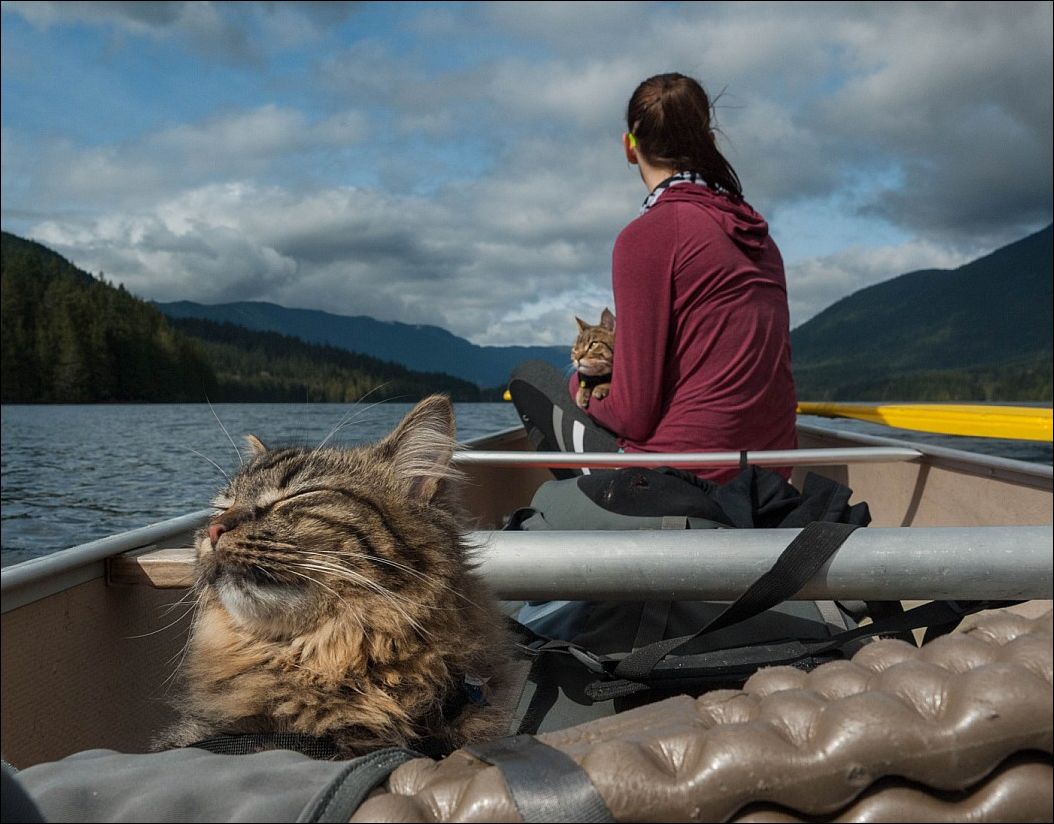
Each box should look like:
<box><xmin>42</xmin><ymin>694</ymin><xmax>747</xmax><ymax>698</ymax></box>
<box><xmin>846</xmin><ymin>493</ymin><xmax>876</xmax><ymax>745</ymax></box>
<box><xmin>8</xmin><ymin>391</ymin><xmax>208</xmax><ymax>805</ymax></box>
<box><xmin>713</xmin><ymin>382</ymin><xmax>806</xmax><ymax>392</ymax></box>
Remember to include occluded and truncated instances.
<box><xmin>511</xmin><ymin>72</ymin><xmax>797</xmax><ymax>482</ymax></box>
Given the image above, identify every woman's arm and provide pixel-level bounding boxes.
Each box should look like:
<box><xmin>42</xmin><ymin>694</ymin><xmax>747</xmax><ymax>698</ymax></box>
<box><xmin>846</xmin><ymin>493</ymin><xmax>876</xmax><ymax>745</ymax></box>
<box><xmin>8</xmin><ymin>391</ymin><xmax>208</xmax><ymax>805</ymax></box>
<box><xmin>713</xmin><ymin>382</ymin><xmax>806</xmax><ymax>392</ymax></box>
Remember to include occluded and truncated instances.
<box><xmin>585</xmin><ymin>210</ymin><xmax>678</xmax><ymax>443</ymax></box>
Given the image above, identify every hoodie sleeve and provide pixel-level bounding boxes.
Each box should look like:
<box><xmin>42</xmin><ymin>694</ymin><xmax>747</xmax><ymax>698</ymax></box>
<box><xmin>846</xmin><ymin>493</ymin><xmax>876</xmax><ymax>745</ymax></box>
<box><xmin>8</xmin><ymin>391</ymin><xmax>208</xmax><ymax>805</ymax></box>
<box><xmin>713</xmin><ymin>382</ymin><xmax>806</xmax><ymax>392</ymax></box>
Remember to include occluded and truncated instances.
<box><xmin>585</xmin><ymin>208</ymin><xmax>677</xmax><ymax>442</ymax></box>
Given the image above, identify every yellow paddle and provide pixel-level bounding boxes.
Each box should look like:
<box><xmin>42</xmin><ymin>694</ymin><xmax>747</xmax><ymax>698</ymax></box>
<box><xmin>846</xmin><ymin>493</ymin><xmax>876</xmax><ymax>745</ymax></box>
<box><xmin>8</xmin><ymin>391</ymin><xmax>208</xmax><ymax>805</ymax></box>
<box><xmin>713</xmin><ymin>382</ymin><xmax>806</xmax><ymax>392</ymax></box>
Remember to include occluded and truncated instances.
<box><xmin>503</xmin><ymin>388</ymin><xmax>1050</xmax><ymax>441</ymax></box>
<box><xmin>796</xmin><ymin>402</ymin><xmax>1053</xmax><ymax>442</ymax></box>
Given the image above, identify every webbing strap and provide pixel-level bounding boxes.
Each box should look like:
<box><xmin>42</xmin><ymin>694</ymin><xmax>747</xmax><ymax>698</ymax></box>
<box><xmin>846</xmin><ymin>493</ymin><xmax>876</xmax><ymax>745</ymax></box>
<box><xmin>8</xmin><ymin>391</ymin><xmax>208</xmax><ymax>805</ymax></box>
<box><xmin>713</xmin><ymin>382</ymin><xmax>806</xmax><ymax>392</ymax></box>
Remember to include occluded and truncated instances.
<box><xmin>614</xmin><ymin>521</ymin><xmax>859</xmax><ymax>682</ymax></box>
<box><xmin>188</xmin><ymin>732</ymin><xmax>340</xmax><ymax>759</ymax></box>
<box><xmin>465</xmin><ymin>735</ymin><xmax>615</xmax><ymax>823</ymax></box>
<box><xmin>800</xmin><ymin>598</ymin><xmax>1020</xmax><ymax>657</ymax></box>
<box><xmin>297</xmin><ymin>747</ymin><xmax>420</xmax><ymax>823</ymax></box>
<box><xmin>586</xmin><ymin>599</ymin><xmax>1021</xmax><ymax>701</ymax></box>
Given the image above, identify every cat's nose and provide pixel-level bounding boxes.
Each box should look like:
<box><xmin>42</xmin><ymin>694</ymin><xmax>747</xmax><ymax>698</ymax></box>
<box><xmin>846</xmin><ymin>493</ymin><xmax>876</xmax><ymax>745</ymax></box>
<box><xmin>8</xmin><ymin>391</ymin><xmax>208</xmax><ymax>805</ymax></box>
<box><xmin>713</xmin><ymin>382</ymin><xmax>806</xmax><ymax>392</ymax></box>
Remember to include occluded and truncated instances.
<box><xmin>208</xmin><ymin>523</ymin><xmax>227</xmax><ymax>548</ymax></box>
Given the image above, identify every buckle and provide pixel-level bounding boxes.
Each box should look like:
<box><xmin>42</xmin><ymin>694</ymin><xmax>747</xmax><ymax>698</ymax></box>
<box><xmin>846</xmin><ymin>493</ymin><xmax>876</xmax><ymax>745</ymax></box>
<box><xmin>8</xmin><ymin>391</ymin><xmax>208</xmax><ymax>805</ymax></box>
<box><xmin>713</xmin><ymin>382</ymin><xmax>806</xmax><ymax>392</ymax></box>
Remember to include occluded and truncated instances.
<box><xmin>568</xmin><ymin>646</ymin><xmax>609</xmax><ymax>674</ymax></box>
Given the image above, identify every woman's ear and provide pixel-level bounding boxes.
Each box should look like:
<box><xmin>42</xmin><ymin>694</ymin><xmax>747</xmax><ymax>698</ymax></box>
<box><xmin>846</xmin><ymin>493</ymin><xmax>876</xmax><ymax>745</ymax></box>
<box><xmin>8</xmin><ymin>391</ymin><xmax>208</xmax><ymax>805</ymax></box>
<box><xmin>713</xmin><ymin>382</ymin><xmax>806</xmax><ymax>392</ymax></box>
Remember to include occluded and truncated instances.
<box><xmin>623</xmin><ymin>132</ymin><xmax>638</xmax><ymax>166</ymax></box>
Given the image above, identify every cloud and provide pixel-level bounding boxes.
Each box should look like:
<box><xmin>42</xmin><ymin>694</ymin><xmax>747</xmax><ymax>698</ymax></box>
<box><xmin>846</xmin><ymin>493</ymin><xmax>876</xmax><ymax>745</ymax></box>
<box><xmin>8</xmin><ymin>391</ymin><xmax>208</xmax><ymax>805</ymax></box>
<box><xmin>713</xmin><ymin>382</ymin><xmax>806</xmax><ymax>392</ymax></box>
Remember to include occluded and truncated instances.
<box><xmin>814</xmin><ymin>2</ymin><xmax>1053</xmax><ymax>241</ymax></box>
<box><xmin>3</xmin><ymin>2</ymin><xmax>1051</xmax><ymax>346</ymax></box>
<box><xmin>1</xmin><ymin>1</ymin><xmax>362</xmax><ymax>62</ymax></box>
<box><xmin>4</xmin><ymin>1</ymin><xmax>258</xmax><ymax>62</ymax></box>
<box><xmin>26</xmin><ymin>162</ymin><xmax>634</xmax><ymax>345</ymax></box>
<box><xmin>2</xmin><ymin>105</ymin><xmax>368</xmax><ymax>211</ymax></box>
<box><xmin>786</xmin><ymin>240</ymin><xmax>976</xmax><ymax>328</ymax></box>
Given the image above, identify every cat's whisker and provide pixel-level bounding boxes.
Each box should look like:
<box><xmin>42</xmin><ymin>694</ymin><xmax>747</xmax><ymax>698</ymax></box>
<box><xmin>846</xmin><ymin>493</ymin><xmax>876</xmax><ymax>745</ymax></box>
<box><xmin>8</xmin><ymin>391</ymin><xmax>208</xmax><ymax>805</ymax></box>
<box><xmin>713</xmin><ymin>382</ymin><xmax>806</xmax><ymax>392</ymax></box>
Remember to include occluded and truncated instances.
<box><xmin>132</xmin><ymin>586</ymin><xmax>201</xmax><ymax>633</ymax></box>
<box><xmin>292</xmin><ymin>560</ymin><xmax>432</xmax><ymax>640</ymax></box>
<box><xmin>161</xmin><ymin>587</ymin><xmax>208</xmax><ymax>691</ymax></box>
<box><xmin>295</xmin><ymin>552</ymin><xmax>453</xmax><ymax>612</ymax></box>
<box><xmin>301</xmin><ymin>547</ymin><xmax>482</xmax><ymax>612</ymax></box>
<box><xmin>155</xmin><ymin>586</ymin><xmax>201</xmax><ymax>618</ymax></box>
<box><xmin>125</xmin><ymin>599</ymin><xmax>199</xmax><ymax>640</ymax></box>
<box><xmin>314</xmin><ymin>384</ymin><xmax>393</xmax><ymax>452</ymax></box>
<box><xmin>358</xmin><ymin>553</ymin><xmax>484</xmax><ymax>610</ymax></box>
<box><xmin>247</xmin><ymin>543</ymin><xmax>430</xmax><ymax>612</ymax></box>
<box><xmin>292</xmin><ymin>558</ymin><xmax>399</xmax><ymax>601</ymax></box>
<box><xmin>251</xmin><ymin>563</ymin><xmax>280</xmax><ymax>585</ymax></box>
<box><xmin>206</xmin><ymin>395</ymin><xmax>244</xmax><ymax>466</ymax></box>
<box><xmin>329</xmin><ymin>393</ymin><xmax>414</xmax><ymax>440</ymax></box>
<box><xmin>280</xmin><ymin>566</ymin><xmax>366</xmax><ymax>638</ymax></box>
<box><xmin>183</xmin><ymin>446</ymin><xmax>231</xmax><ymax>484</ymax></box>
<box><xmin>159</xmin><ymin>395</ymin><xmax>510</xmax><ymax>756</ymax></box>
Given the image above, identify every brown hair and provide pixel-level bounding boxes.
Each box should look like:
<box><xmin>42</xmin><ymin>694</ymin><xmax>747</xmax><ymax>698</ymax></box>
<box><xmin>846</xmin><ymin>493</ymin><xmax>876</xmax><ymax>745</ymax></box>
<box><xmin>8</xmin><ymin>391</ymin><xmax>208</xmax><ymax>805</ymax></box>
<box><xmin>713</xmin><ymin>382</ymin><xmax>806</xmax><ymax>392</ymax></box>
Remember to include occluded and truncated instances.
<box><xmin>627</xmin><ymin>72</ymin><xmax>743</xmax><ymax>198</ymax></box>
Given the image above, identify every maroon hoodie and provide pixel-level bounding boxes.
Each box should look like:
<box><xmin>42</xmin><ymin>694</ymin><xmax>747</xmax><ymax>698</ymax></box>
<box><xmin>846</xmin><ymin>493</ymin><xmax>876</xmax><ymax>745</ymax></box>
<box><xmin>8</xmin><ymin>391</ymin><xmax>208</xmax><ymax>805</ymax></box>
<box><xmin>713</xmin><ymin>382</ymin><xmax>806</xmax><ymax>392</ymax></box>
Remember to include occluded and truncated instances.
<box><xmin>578</xmin><ymin>183</ymin><xmax>797</xmax><ymax>481</ymax></box>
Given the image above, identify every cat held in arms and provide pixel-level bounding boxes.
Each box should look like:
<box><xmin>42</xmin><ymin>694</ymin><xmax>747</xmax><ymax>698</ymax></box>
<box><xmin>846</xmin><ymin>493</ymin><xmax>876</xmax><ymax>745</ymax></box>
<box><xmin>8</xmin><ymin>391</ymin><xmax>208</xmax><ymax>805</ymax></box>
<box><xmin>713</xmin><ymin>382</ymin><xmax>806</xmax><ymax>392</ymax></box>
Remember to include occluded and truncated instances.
<box><xmin>155</xmin><ymin>395</ymin><xmax>513</xmax><ymax>759</ymax></box>
<box><xmin>572</xmin><ymin>308</ymin><xmax>615</xmax><ymax>409</ymax></box>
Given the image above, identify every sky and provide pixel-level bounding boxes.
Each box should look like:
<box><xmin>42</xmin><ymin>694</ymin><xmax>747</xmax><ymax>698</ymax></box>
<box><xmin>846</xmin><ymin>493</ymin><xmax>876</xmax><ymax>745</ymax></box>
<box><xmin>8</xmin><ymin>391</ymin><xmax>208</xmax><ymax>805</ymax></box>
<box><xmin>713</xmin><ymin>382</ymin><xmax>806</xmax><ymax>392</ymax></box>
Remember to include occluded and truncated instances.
<box><xmin>1</xmin><ymin>1</ymin><xmax>1051</xmax><ymax>346</ymax></box>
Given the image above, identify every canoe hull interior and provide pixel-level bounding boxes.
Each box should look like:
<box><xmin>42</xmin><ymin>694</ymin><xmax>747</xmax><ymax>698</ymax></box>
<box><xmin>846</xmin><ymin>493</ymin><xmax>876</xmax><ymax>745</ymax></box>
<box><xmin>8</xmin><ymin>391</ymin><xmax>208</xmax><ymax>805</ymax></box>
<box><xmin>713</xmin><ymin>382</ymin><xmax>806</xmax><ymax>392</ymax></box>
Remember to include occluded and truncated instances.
<box><xmin>2</xmin><ymin>422</ymin><xmax>1051</xmax><ymax>771</ymax></box>
<box><xmin>795</xmin><ymin>424</ymin><xmax>1052</xmax><ymax>528</ymax></box>
<box><xmin>2</xmin><ymin>578</ymin><xmax>186</xmax><ymax>764</ymax></box>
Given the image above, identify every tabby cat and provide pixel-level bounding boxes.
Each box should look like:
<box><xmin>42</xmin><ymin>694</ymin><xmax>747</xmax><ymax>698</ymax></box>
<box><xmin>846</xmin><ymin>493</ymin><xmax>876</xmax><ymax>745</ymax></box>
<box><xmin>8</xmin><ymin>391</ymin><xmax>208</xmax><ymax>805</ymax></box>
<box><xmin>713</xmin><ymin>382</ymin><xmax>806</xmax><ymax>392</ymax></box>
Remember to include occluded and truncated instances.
<box><xmin>156</xmin><ymin>395</ymin><xmax>512</xmax><ymax>758</ymax></box>
<box><xmin>572</xmin><ymin>308</ymin><xmax>615</xmax><ymax>409</ymax></box>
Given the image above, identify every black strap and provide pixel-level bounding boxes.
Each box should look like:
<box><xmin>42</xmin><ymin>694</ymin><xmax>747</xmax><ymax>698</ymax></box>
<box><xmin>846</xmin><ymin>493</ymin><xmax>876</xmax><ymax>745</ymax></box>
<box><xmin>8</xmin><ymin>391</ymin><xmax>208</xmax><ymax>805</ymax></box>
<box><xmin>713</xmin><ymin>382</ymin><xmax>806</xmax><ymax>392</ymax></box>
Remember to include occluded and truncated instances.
<box><xmin>585</xmin><ymin>598</ymin><xmax>1021</xmax><ymax>700</ymax></box>
<box><xmin>920</xmin><ymin>600</ymin><xmax>994</xmax><ymax>644</ymax></box>
<box><xmin>297</xmin><ymin>747</ymin><xmax>421</xmax><ymax>823</ymax></box>
<box><xmin>586</xmin><ymin>639</ymin><xmax>833</xmax><ymax>701</ymax></box>
<box><xmin>188</xmin><ymin>732</ymin><xmax>340</xmax><ymax>760</ymax></box>
<box><xmin>465</xmin><ymin>735</ymin><xmax>615</xmax><ymax>823</ymax></box>
<box><xmin>802</xmin><ymin>598</ymin><xmax>1020</xmax><ymax>657</ymax></box>
<box><xmin>633</xmin><ymin>600</ymin><xmax>673</xmax><ymax>650</ymax></box>
<box><xmin>613</xmin><ymin>521</ymin><xmax>859</xmax><ymax>682</ymax></box>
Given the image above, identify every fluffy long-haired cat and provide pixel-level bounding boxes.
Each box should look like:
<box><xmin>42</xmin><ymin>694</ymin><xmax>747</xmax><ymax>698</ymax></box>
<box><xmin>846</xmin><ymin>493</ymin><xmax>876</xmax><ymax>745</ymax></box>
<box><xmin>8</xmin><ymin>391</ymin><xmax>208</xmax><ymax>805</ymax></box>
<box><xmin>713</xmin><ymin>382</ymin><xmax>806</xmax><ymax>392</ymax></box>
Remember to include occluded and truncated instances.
<box><xmin>156</xmin><ymin>395</ymin><xmax>512</xmax><ymax>758</ymax></box>
<box><xmin>572</xmin><ymin>308</ymin><xmax>615</xmax><ymax>409</ymax></box>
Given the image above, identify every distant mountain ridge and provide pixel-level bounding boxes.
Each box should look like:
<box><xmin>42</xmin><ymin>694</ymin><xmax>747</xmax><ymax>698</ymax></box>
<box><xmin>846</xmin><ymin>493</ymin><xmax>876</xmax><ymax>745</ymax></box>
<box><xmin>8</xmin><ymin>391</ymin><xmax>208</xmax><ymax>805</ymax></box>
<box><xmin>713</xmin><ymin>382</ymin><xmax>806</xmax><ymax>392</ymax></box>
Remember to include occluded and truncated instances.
<box><xmin>0</xmin><ymin>231</ymin><xmax>491</xmax><ymax>404</ymax></box>
<box><xmin>156</xmin><ymin>300</ymin><xmax>568</xmax><ymax>387</ymax></box>
<box><xmin>791</xmin><ymin>224</ymin><xmax>1053</xmax><ymax>400</ymax></box>
<box><xmin>159</xmin><ymin>225</ymin><xmax>1053</xmax><ymax>401</ymax></box>
<box><xmin>8</xmin><ymin>221</ymin><xmax>1050</xmax><ymax>404</ymax></box>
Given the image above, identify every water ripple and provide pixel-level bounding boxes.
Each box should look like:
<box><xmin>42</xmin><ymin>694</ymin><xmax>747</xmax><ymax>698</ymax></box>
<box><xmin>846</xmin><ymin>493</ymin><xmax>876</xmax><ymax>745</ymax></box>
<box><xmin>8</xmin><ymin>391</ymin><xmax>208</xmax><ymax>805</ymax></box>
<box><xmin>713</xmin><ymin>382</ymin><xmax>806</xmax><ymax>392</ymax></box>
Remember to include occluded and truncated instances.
<box><xmin>1</xmin><ymin>402</ymin><xmax>520</xmax><ymax>565</ymax></box>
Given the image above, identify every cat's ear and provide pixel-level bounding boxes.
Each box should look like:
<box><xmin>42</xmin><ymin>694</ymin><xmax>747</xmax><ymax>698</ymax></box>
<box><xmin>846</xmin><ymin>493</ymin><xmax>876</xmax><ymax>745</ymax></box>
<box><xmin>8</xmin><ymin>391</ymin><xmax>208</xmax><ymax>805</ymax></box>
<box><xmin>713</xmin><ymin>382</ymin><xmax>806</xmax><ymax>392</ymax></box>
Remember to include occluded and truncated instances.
<box><xmin>380</xmin><ymin>395</ymin><xmax>458</xmax><ymax>502</ymax></box>
<box><xmin>600</xmin><ymin>308</ymin><xmax>615</xmax><ymax>331</ymax></box>
<box><xmin>244</xmin><ymin>434</ymin><xmax>268</xmax><ymax>455</ymax></box>
<box><xmin>575</xmin><ymin>316</ymin><xmax>590</xmax><ymax>332</ymax></box>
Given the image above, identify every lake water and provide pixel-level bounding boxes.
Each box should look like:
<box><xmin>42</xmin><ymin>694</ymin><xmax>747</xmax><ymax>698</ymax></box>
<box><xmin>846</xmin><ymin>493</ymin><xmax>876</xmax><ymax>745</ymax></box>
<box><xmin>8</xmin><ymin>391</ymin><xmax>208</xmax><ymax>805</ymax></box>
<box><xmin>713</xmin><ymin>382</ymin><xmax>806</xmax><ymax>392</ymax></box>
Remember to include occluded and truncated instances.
<box><xmin>0</xmin><ymin>402</ymin><xmax>520</xmax><ymax>567</ymax></box>
<box><xmin>2</xmin><ymin>403</ymin><xmax>1051</xmax><ymax>567</ymax></box>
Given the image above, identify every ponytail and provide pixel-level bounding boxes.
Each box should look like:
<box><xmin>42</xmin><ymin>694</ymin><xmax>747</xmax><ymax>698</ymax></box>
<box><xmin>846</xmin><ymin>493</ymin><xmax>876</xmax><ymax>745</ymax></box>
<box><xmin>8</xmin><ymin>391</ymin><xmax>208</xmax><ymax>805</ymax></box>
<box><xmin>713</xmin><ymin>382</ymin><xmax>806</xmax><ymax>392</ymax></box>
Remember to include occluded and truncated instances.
<box><xmin>626</xmin><ymin>73</ymin><xmax>743</xmax><ymax>199</ymax></box>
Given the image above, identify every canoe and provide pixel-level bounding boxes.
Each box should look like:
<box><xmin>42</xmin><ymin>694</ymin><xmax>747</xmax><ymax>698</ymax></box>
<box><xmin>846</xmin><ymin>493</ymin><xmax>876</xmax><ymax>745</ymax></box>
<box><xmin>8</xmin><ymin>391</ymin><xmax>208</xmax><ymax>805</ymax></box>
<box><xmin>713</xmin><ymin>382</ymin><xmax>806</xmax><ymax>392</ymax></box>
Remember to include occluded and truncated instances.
<box><xmin>2</xmin><ymin>420</ymin><xmax>1052</xmax><ymax>821</ymax></box>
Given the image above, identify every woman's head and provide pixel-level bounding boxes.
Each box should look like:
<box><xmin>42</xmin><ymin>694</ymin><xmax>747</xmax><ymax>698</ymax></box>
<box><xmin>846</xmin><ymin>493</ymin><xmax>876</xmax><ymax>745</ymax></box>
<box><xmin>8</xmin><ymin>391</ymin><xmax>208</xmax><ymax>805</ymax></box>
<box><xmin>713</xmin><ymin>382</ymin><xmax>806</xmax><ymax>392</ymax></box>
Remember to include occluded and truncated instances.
<box><xmin>626</xmin><ymin>73</ymin><xmax>742</xmax><ymax>198</ymax></box>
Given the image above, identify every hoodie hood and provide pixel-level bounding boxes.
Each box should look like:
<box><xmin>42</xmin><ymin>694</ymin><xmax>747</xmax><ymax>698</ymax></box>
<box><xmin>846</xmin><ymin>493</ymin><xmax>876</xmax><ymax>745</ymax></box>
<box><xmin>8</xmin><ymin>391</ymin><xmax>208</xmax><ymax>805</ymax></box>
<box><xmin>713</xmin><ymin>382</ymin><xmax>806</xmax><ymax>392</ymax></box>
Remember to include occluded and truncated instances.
<box><xmin>653</xmin><ymin>184</ymin><xmax>770</xmax><ymax>258</ymax></box>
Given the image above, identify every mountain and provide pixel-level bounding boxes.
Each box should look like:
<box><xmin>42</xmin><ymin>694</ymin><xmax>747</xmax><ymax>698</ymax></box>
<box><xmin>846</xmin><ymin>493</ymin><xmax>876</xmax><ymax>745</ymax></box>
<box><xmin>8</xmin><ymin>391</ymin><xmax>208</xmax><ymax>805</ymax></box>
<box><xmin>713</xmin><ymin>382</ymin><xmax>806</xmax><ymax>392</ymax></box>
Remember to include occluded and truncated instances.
<box><xmin>168</xmin><ymin>316</ymin><xmax>490</xmax><ymax>403</ymax></box>
<box><xmin>1</xmin><ymin>231</ymin><xmax>215</xmax><ymax>403</ymax></box>
<box><xmin>0</xmin><ymin>231</ymin><xmax>492</xmax><ymax>404</ymax></box>
<box><xmin>9</xmin><ymin>222</ymin><xmax>1049</xmax><ymax>405</ymax></box>
<box><xmin>156</xmin><ymin>300</ymin><xmax>569</xmax><ymax>387</ymax></box>
<box><xmin>791</xmin><ymin>225</ymin><xmax>1053</xmax><ymax>401</ymax></box>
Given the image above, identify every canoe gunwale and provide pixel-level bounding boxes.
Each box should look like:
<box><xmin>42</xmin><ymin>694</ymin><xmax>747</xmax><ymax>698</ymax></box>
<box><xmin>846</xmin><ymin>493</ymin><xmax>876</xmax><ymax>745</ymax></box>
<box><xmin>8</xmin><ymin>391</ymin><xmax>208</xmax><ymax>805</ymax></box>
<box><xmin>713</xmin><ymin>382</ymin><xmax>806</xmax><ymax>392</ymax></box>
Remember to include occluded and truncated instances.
<box><xmin>796</xmin><ymin>422</ymin><xmax>1053</xmax><ymax>487</ymax></box>
<box><xmin>3</xmin><ymin>423</ymin><xmax>1051</xmax><ymax>613</ymax></box>
<box><xmin>0</xmin><ymin>509</ymin><xmax>213</xmax><ymax>613</ymax></box>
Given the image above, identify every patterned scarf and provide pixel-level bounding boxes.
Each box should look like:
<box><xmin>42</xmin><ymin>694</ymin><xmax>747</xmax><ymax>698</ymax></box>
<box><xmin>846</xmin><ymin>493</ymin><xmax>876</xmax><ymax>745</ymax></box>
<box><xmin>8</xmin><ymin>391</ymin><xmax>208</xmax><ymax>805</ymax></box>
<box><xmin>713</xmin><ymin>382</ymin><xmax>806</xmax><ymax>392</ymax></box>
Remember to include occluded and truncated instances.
<box><xmin>639</xmin><ymin>171</ymin><xmax>709</xmax><ymax>215</ymax></box>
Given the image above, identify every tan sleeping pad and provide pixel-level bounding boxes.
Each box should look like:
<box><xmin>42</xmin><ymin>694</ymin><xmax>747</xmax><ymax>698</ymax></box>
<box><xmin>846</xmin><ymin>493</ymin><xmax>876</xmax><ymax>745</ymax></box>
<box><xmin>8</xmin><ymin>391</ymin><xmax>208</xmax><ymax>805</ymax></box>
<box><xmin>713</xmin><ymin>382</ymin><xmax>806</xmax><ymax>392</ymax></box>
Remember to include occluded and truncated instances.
<box><xmin>352</xmin><ymin>608</ymin><xmax>1053</xmax><ymax>822</ymax></box>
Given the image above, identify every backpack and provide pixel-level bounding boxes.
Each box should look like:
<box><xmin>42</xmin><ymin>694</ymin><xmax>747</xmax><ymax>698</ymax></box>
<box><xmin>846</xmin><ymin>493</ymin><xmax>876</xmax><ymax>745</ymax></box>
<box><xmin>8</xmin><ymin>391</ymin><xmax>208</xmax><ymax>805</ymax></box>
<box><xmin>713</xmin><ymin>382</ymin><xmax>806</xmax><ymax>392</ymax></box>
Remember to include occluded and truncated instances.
<box><xmin>501</xmin><ymin>465</ymin><xmax>1013</xmax><ymax>734</ymax></box>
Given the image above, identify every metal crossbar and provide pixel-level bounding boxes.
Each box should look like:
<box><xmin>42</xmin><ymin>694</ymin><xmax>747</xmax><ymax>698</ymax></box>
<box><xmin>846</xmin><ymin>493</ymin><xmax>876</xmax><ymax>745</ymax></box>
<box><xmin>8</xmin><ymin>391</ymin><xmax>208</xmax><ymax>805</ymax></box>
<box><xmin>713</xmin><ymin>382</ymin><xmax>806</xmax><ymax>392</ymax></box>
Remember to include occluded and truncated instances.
<box><xmin>452</xmin><ymin>446</ymin><xmax>921</xmax><ymax>469</ymax></box>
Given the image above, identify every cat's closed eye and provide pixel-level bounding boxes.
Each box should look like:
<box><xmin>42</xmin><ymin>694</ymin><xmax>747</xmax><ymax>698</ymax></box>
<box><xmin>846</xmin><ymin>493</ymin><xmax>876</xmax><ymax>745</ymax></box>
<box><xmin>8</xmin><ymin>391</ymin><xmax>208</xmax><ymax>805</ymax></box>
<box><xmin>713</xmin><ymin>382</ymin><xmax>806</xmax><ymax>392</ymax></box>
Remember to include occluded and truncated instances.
<box><xmin>157</xmin><ymin>395</ymin><xmax>513</xmax><ymax>760</ymax></box>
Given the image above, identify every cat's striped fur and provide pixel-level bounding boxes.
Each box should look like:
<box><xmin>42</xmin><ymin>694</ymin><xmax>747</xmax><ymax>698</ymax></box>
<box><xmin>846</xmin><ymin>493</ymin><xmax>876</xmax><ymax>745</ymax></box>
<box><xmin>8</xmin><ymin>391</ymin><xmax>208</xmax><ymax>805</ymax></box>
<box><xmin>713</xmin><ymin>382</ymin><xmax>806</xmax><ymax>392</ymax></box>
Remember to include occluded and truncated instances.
<box><xmin>156</xmin><ymin>395</ymin><xmax>512</xmax><ymax>757</ymax></box>
<box><xmin>572</xmin><ymin>308</ymin><xmax>615</xmax><ymax>409</ymax></box>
